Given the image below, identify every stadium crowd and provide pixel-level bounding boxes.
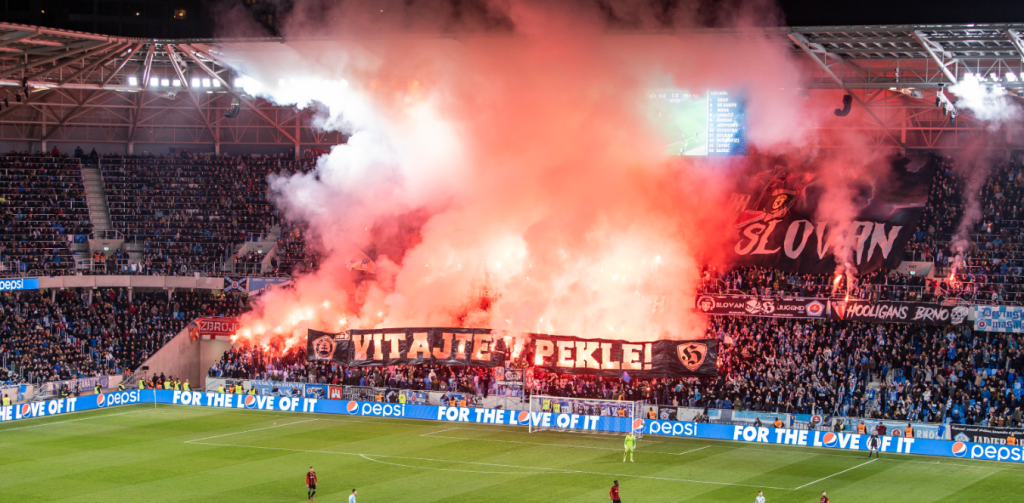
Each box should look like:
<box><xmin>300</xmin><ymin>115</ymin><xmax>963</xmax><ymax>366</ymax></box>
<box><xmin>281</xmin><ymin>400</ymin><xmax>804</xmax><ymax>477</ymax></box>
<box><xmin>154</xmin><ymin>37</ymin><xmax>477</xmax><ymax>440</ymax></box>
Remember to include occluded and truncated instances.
<box><xmin>0</xmin><ymin>155</ymin><xmax>91</xmax><ymax>275</ymax></box>
<box><xmin>0</xmin><ymin>288</ymin><xmax>244</xmax><ymax>386</ymax></box>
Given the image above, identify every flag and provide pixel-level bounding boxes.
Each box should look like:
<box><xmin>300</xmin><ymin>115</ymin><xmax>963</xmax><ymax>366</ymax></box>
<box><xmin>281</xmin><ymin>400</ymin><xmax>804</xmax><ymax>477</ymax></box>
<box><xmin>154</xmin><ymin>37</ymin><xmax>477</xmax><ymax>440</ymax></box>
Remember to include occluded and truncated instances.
<box><xmin>622</xmin><ymin>371</ymin><xmax>631</xmax><ymax>383</ymax></box>
<box><xmin>346</xmin><ymin>258</ymin><xmax>377</xmax><ymax>273</ymax></box>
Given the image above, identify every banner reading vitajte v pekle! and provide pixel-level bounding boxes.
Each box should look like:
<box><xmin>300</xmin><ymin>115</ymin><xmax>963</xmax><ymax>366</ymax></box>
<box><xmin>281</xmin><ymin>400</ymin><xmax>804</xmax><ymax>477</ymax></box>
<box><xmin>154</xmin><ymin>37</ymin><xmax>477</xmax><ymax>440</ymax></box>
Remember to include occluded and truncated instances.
<box><xmin>306</xmin><ymin>328</ymin><xmax>718</xmax><ymax>378</ymax></box>
<box><xmin>3</xmin><ymin>390</ymin><xmax>1024</xmax><ymax>464</ymax></box>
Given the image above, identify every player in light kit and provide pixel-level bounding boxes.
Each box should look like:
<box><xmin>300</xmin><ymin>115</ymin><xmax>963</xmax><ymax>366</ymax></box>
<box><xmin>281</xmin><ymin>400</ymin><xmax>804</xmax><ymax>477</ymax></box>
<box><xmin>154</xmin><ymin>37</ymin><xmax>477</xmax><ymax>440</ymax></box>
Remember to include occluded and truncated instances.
<box><xmin>755</xmin><ymin>490</ymin><xmax>766</xmax><ymax>503</ymax></box>
<box><xmin>868</xmin><ymin>430</ymin><xmax>881</xmax><ymax>458</ymax></box>
<box><xmin>623</xmin><ymin>432</ymin><xmax>637</xmax><ymax>462</ymax></box>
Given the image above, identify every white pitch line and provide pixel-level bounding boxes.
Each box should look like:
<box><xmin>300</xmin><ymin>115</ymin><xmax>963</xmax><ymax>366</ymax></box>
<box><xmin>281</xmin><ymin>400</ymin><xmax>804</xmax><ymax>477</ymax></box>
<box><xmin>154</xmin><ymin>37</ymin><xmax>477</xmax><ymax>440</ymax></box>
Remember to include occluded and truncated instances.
<box><xmin>419</xmin><ymin>427</ymin><xmax>461</xmax><ymax>437</ymax></box>
<box><xmin>184</xmin><ymin>440</ymin><xmax>794</xmax><ymax>491</ymax></box>
<box><xmin>183</xmin><ymin>419</ymin><xmax>318</xmax><ymax>443</ymax></box>
<box><xmin>671</xmin><ymin>445</ymin><xmax>711</xmax><ymax>456</ymax></box>
<box><xmin>794</xmin><ymin>458</ymin><xmax>877</xmax><ymax>490</ymax></box>
<box><xmin>0</xmin><ymin>408</ymin><xmax>150</xmax><ymax>433</ymax></box>
<box><xmin>358</xmin><ymin>454</ymin><xmax>549</xmax><ymax>475</ymax></box>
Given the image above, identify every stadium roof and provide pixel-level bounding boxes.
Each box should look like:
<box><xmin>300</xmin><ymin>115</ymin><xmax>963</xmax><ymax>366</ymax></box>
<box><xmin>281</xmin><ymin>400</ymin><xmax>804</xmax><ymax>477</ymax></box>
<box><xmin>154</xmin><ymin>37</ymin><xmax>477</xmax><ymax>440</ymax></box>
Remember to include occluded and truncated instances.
<box><xmin>0</xmin><ymin>22</ymin><xmax>1021</xmax><ymax>151</ymax></box>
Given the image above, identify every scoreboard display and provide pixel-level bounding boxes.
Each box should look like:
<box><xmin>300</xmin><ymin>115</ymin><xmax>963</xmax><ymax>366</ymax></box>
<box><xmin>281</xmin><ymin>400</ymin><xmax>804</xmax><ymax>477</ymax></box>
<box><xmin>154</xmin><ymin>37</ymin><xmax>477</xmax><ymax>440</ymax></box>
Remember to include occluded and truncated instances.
<box><xmin>648</xmin><ymin>89</ymin><xmax>747</xmax><ymax>157</ymax></box>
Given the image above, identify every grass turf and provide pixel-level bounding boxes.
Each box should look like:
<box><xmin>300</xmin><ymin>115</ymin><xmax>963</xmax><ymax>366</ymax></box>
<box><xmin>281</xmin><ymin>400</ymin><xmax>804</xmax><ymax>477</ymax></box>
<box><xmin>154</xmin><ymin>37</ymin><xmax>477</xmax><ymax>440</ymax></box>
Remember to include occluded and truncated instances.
<box><xmin>0</xmin><ymin>403</ymin><xmax>1021</xmax><ymax>502</ymax></box>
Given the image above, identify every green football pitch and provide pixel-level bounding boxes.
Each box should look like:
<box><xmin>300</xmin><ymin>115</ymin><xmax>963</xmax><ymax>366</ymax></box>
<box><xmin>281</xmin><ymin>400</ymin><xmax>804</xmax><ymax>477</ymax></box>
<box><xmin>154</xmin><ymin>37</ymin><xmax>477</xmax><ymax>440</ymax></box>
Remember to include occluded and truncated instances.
<box><xmin>1</xmin><ymin>404</ymin><xmax>1022</xmax><ymax>502</ymax></box>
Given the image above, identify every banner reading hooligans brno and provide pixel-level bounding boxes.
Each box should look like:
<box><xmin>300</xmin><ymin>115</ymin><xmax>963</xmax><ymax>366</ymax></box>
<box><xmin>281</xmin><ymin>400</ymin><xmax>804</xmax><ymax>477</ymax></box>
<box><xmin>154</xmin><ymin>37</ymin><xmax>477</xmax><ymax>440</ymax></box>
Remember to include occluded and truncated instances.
<box><xmin>729</xmin><ymin>155</ymin><xmax>933</xmax><ymax>275</ymax></box>
<box><xmin>695</xmin><ymin>294</ymin><xmax>827</xmax><ymax>319</ymax></box>
<box><xmin>974</xmin><ymin>305</ymin><xmax>1024</xmax><ymax>333</ymax></box>
<box><xmin>307</xmin><ymin>328</ymin><xmax>717</xmax><ymax>378</ymax></box>
<box><xmin>831</xmin><ymin>300</ymin><xmax>970</xmax><ymax>326</ymax></box>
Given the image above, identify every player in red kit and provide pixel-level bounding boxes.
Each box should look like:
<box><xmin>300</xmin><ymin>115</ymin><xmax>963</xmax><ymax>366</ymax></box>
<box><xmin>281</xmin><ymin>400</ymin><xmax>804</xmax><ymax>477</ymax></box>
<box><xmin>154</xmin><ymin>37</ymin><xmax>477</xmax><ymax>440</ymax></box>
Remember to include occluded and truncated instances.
<box><xmin>307</xmin><ymin>466</ymin><xmax>317</xmax><ymax>501</ymax></box>
<box><xmin>610</xmin><ymin>480</ymin><xmax>621</xmax><ymax>503</ymax></box>
<box><xmin>820</xmin><ymin>491</ymin><xmax>829</xmax><ymax>503</ymax></box>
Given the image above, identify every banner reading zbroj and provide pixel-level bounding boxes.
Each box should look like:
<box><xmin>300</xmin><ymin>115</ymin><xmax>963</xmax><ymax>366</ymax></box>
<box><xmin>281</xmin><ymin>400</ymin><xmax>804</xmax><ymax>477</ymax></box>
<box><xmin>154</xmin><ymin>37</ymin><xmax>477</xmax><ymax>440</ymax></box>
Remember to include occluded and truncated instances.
<box><xmin>728</xmin><ymin>156</ymin><xmax>933</xmax><ymax>275</ymax></box>
<box><xmin>695</xmin><ymin>294</ymin><xmax>828</xmax><ymax>319</ymax></box>
<box><xmin>974</xmin><ymin>305</ymin><xmax>1024</xmax><ymax>333</ymax></box>
<box><xmin>307</xmin><ymin>328</ymin><xmax>717</xmax><ymax>378</ymax></box>
<box><xmin>831</xmin><ymin>300</ymin><xmax>970</xmax><ymax>326</ymax></box>
<box><xmin>186</xmin><ymin>317</ymin><xmax>240</xmax><ymax>341</ymax></box>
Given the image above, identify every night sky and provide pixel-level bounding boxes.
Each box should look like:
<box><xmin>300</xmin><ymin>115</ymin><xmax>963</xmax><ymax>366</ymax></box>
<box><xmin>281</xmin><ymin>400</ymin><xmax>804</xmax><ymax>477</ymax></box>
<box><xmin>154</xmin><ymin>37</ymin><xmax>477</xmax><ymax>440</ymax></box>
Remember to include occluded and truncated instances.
<box><xmin>777</xmin><ymin>0</ymin><xmax>1024</xmax><ymax>27</ymax></box>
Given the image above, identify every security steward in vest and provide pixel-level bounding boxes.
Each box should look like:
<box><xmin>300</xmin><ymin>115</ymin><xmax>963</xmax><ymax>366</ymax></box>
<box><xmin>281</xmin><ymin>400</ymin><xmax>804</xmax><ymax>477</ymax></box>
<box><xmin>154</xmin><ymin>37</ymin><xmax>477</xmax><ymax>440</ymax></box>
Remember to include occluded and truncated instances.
<box><xmin>218</xmin><ymin>384</ymin><xmax>225</xmax><ymax>393</ymax></box>
<box><xmin>398</xmin><ymin>392</ymin><xmax>407</xmax><ymax>405</ymax></box>
<box><xmin>2</xmin><ymin>394</ymin><xmax>10</xmax><ymax>406</ymax></box>
<box><xmin>163</xmin><ymin>378</ymin><xmax>172</xmax><ymax>390</ymax></box>
<box><xmin>774</xmin><ymin>417</ymin><xmax>784</xmax><ymax>428</ymax></box>
<box><xmin>139</xmin><ymin>379</ymin><xmax>145</xmax><ymax>390</ymax></box>
<box><xmin>1008</xmin><ymin>434</ymin><xmax>1018</xmax><ymax>446</ymax></box>
<box><xmin>94</xmin><ymin>383</ymin><xmax>102</xmax><ymax>395</ymax></box>
<box><xmin>117</xmin><ymin>382</ymin><xmax>126</xmax><ymax>391</ymax></box>
<box><xmin>182</xmin><ymin>380</ymin><xmax>191</xmax><ymax>392</ymax></box>
<box><xmin>235</xmin><ymin>383</ymin><xmax>244</xmax><ymax>394</ymax></box>
<box><xmin>247</xmin><ymin>387</ymin><xmax>256</xmax><ymax>395</ymax></box>
<box><xmin>857</xmin><ymin>421</ymin><xmax>867</xmax><ymax>434</ymax></box>
<box><xmin>905</xmin><ymin>424</ymin><xmax>914</xmax><ymax>438</ymax></box>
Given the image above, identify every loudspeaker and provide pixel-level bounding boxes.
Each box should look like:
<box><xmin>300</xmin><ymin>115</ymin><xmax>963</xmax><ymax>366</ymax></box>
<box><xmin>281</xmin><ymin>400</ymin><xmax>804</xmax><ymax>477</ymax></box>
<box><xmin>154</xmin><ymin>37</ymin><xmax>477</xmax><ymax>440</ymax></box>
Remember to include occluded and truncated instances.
<box><xmin>224</xmin><ymin>97</ymin><xmax>240</xmax><ymax>118</ymax></box>
<box><xmin>834</xmin><ymin>95</ymin><xmax>853</xmax><ymax>116</ymax></box>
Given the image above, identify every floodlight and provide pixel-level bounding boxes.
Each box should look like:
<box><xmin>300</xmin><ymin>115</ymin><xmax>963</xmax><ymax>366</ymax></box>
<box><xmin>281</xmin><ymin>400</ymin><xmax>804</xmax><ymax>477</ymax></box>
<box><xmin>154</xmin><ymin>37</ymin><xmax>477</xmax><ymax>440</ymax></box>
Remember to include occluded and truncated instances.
<box><xmin>160</xmin><ymin>78</ymin><xmax>170</xmax><ymax>86</ymax></box>
<box><xmin>1007</xmin><ymin>72</ymin><xmax>1019</xmax><ymax>82</ymax></box>
<box><xmin>201</xmin><ymin>78</ymin><xmax>211</xmax><ymax>88</ymax></box>
<box><xmin>127</xmin><ymin>76</ymin><xmax>138</xmax><ymax>86</ymax></box>
<box><xmin>171</xmin><ymin>79</ymin><xmax>181</xmax><ymax>87</ymax></box>
<box><xmin>191</xmin><ymin>77</ymin><xmax>200</xmax><ymax>88</ymax></box>
<box><xmin>150</xmin><ymin>77</ymin><xmax>159</xmax><ymax>87</ymax></box>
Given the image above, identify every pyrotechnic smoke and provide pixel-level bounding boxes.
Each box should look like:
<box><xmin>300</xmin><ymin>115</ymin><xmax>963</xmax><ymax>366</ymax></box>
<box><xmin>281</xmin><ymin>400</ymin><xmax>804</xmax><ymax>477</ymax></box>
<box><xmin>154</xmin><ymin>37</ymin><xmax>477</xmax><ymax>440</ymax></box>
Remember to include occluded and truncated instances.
<box><xmin>949</xmin><ymin>74</ymin><xmax>1023</xmax><ymax>127</ymax></box>
<box><xmin>219</xmin><ymin>0</ymin><xmax>879</xmax><ymax>347</ymax></box>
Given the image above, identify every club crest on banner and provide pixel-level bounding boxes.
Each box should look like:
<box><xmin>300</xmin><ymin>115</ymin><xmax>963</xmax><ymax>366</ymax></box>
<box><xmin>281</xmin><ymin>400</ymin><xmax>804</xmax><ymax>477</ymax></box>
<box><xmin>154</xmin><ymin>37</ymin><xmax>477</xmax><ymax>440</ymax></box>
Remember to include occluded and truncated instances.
<box><xmin>678</xmin><ymin>342</ymin><xmax>707</xmax><ymax>371</ymax></box>
<box><xmin>312</xmin><ymin>335</ymin><xmax>336</xmax><ymax>360</ymax></box>
<box><xmin>832</xmin><ymin>301</ymin><xmax>848</xmax><ymax>320</ymax></box>
<box><xmin>697</xmin><ymin>296</ymin><xmax>715</xmax><ymax>313</ymax></box>
<box><xmin>224</xmin><ymin>276</ymin><xmax>248</xmax><ymax>293</ymax></box>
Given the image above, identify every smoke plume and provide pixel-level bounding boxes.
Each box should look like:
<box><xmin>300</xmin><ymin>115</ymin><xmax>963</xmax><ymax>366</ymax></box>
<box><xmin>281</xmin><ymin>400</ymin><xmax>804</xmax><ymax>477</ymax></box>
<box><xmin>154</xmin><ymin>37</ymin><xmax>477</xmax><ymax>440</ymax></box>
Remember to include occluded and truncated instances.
<box><xmin>221</xmin><ymin>1</ymin><xmax>888</xmax><ymax>347</ymax></box>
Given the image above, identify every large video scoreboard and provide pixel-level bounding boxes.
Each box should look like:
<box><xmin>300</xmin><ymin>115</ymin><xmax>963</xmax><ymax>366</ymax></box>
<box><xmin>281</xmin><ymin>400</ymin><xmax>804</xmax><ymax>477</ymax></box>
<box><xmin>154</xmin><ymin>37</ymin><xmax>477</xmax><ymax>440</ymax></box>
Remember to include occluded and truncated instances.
<box><xmin>648</xmin><ymin>89</ymin><xmax>747</xmax><ymax>157</ymax></box>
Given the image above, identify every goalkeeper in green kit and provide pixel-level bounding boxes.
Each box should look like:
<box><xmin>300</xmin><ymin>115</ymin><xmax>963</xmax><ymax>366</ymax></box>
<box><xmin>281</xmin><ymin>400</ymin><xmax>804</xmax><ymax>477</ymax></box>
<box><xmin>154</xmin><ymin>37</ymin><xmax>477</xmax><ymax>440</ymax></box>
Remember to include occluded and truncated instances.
<box><xmin>623</xmin><ymin>432</ymin><xmax>636</xmax><ymax>462</ymax></box>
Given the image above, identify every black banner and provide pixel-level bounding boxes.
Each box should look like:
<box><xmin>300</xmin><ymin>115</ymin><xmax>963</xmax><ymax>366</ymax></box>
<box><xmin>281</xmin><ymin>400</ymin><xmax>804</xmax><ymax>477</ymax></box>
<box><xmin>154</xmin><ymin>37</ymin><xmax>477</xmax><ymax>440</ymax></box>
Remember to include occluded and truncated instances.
<box><xmin>729</xmin><ymin>156</ymin><xmax>933</xmax><ymax>275</ymax></box>
<box><xmin>831</xmin><ymin>300</ymin><xmax>971</xmax><ymax>325</ymax></box>
<box><xmin>308</xmin><ymin>327</ymin><xmax>505</xmax><ymax>368</ymax></box>
<box><xmin>951</xmin><ymin>424</ymin><xmax>1024</xmax><ymax>445</ymax></box>
<box><xmin>695</xmin><ymin>294</ymin><xmax>828</xmax><ymax>319</ymax></box>
<box><xmin>526</xmin><ymin>333</ymin><xmax>717</xmax><ymax>378</ymax></box>
<box><xmin>307</xmin><ymin>328</ymin><xmax>716</xmax><ymax>378</ymax></box>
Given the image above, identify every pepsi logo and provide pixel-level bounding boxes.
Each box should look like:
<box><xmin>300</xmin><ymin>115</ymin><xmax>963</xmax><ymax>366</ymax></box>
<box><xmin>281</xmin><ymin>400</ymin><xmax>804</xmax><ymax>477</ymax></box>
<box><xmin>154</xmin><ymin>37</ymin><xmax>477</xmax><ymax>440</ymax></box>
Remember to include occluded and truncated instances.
<box><xmin>244</xmin><ymin>395</ymin><xmax>257</xmax><ymax>408</ymax></box>
<box><xmin>96</xmin><ymin>394</ymin><xmax>105</xmax><ymax>406</ymax></box>
<box><xmin>517</xmin><ymin>411</ymin><xmax>530</xmax><ymax>423</ymax></box>
<box><xmin>632</xmin><ymin>418</ymin><xmax>645</xmax><ymax>430</ymax></box>
<box><xmin>20</xmin><ymin>404</ymin><xmax>30</xmax><ymax>416</ymax></box>
<box><xmin>822</xmin><ymin>432</ymin><xmax>838</xmax><ymax>447</ymax></box>
<box><xmin>952</xmin><ymin>442</ymin><xmax>967</xmax><ymax>457</ymax></box>
<box><xmin>346</xmin><ymin>401</ymin><xmax>359</xmax><ymax>413</ymax></box>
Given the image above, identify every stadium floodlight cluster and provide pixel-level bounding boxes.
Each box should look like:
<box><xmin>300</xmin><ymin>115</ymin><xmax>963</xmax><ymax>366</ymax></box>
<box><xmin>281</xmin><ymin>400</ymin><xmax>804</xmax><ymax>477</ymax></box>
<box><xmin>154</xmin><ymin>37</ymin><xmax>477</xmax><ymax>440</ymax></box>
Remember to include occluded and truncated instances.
<box><xmin>529</xmin><ymin>395</ymin><xmax>648</xmax><ymax>438</ymax></box>
<box><xmin>127</xmin><ymin>76</ymin><xmax>221</xmax><ymax>89</ymax></box>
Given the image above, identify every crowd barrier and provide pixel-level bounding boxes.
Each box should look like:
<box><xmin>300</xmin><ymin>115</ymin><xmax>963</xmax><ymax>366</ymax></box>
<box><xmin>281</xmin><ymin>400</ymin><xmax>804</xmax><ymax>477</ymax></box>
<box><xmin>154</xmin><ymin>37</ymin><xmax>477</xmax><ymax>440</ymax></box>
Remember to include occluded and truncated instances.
<box><xmin>0</xmin><ymin>390</ymin><xmax>1018</xmax><ymax>464</ymax></box>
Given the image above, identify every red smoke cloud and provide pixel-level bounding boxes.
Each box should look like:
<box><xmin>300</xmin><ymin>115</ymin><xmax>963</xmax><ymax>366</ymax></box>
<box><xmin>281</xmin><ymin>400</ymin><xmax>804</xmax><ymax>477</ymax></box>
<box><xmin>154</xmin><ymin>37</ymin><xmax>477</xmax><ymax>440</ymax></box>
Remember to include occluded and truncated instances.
<box><xmin>222</xmin><ymin>1</ymin><xmax>883</xmax><ymax>348</ymax></box>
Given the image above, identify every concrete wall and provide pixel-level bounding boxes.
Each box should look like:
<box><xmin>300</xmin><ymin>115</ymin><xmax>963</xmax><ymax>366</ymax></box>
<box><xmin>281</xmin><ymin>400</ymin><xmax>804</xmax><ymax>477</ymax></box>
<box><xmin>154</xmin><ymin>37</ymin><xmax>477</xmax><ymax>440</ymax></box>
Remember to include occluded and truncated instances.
<box><xmin>199</xmin><ymin>339</ymin><xmax>233</xmax><ymax>388</ymax></box>
<box><xmin>137</xmin><ymin>325</ymin><xmax>201</xmax><ymax>387</ymax></box>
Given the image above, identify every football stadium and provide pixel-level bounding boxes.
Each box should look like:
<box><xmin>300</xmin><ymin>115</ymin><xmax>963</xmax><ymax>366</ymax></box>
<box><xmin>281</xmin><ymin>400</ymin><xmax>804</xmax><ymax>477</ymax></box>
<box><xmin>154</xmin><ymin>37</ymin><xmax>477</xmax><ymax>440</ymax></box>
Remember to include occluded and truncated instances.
<box><xmin>4</xmin><ymin>0</ymin><xmax>1024</xmax><ymax>501</ymax></box>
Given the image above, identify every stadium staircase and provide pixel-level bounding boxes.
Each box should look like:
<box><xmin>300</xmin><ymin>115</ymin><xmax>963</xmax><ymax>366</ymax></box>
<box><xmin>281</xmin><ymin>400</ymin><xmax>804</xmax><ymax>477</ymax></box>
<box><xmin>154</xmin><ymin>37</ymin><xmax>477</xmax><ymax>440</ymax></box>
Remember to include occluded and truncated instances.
<box><xmin>81</xmin><ymin>167</ymin><xmax>113</xmax><ymax>234</ymax></box>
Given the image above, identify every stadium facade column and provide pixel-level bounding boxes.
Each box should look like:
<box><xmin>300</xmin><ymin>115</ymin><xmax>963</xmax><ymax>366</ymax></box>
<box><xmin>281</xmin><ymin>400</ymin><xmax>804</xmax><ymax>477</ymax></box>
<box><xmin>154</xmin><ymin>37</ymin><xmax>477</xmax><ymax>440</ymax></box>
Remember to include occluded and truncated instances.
<box><xmin>127</xmin><ymin>142</ymin><xmax>134</xmax><ymax>155</ymax></box>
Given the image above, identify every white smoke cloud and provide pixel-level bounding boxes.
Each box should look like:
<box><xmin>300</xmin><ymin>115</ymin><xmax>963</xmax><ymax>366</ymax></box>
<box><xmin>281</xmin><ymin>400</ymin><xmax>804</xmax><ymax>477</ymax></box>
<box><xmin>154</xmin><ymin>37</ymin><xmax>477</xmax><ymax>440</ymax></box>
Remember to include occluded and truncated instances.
<box><xmin>949</xmin><ymin>73</ymin><xmax>1022</xmax><ymax>126</ymax></box>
